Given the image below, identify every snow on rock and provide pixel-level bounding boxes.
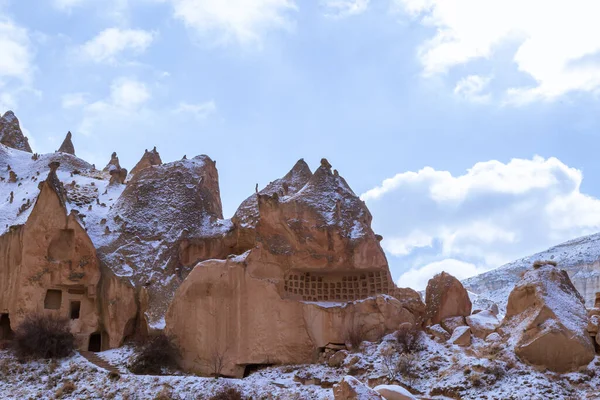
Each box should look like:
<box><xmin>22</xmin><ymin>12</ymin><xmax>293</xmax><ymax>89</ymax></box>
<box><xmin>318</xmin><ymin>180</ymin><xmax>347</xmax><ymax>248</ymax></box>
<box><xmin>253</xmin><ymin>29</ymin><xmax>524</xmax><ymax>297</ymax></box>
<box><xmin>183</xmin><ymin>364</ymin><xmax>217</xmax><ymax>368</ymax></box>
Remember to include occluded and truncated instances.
<box><xmin>448</xmin><ymin>325</ymin><xmax>471</xmax><ymax>347</ymax></box>
<box><xmin>333</xmin><ymin>376</ymin><xmax>383</xmax><ymax>399</ymax></box>
<box><xmin>502</xmin><ymin>263</ymin><xmax>595</xmax><ymax>372</ymax></box>
<box><xmin>466</xmin><ymin>310</ymin><xmax>500</xmax><ymax>339</ymax></box>
<box><xmin>425</xmin><ymin>271</ymin><xmax>472</xmax><ymax>325</ymax></box>
<box><xmin>0</xmin><ymin>111</ymin><xmax>32</xmax><ymax>153</ymax></box>
<box><xmin>374</xmin><ymin>384</ymin><xmax>417</xmax><ymax>400</ymax></box>
<box><xmin>464</xmin><ymin>232</ymin><xmax>600</xmax><ymax>311</ymax></box>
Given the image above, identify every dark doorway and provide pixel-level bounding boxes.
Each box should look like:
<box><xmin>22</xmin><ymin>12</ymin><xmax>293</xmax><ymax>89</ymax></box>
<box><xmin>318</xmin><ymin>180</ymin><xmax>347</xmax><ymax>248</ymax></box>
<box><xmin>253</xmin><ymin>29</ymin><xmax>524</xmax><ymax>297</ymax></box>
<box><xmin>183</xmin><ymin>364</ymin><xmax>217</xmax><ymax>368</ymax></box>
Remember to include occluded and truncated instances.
<box><xmin>70</xmin><ymin>301</ymin><xmax>81</xmax><ymax>319</ymax></box>
<box><xmin>0</xmin><ymin>314</ymin><xmax>13</xmax><ymax>340</ymax></box>
<box><xmin>88</xmin><ymin>332</ymin><xmax>102</xmax><ymax>352</ymax></box>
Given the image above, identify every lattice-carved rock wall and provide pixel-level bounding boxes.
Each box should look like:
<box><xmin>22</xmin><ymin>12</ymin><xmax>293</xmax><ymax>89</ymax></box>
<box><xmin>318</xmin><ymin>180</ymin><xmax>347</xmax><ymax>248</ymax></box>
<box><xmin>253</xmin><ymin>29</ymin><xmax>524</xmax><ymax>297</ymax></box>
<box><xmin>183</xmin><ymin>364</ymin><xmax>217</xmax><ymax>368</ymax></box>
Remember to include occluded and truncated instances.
<box><xmin>283</xmin><ymin>270</ymin><xmax>392</xmax><ymax>302</ymax></box>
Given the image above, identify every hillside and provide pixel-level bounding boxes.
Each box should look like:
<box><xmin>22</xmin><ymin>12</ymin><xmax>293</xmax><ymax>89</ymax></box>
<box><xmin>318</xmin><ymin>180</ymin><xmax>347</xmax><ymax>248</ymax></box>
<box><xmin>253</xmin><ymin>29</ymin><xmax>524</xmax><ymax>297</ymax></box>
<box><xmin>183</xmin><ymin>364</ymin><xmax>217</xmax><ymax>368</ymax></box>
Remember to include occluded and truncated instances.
<box><xmin>464</xmin><ymin>232</ymin><xmax>600</xmax><ymax>313</ymax></box>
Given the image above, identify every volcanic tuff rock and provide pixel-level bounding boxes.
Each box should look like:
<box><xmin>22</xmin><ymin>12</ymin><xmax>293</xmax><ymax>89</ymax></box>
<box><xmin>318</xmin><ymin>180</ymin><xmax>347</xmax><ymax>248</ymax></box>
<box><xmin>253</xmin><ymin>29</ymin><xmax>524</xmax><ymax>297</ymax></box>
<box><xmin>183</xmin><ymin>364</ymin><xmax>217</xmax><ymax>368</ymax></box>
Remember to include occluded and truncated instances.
<box><xmin>502</xmin><ymin>263</ymin><xmax>595</xmax><ymax>372</ymax></box>
<box><xmin>0</xmin><ymin>111</ymin><xmax>32</xmax><ymax>153</ymax></box>
<box><xmin>103</xmin><ymin>152</ymin><xmax>121</xmax><ymax>172</ymax></box>
<box><xmin>130</xmin><ymin>147</ymin><xmax>162</xmax><ymax>175</ymax></box>
<box><xmin>425</xmin><ymin>272</ymin><xmax>472</xmax><ymax>325</ymax></box>
<box><xmin>167</xmin><ymin>159</ymin><xmax>416</xmax><ymax>377</ymax></box>
<box><xmin>232</xmin><ymin>158</ymin><xmax>313</xmax><ymax>250</ymax></box>
<box><xmin>99</xmin><ymin>155</ymin><xmax>234</xmax><ymax>331</ymax></box>
<box><xmin>57</xmin><ymin>131</ymin><xmax>75</xmax><ymax>155</ymax></box>
<box><xmin>0</xmin><ymin>162</ymin><xmax>133</xmax><ymax>350</ymax></box>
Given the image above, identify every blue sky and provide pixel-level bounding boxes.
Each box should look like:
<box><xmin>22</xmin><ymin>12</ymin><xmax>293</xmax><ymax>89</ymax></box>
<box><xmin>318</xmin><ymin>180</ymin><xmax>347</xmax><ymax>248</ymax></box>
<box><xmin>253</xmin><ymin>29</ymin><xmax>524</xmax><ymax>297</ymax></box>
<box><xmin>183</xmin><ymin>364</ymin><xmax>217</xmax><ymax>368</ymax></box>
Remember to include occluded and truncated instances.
<box><xmin>3</xmin><ymin>0</ymin><xmax>600</xmax><ymax>289</ymax></box>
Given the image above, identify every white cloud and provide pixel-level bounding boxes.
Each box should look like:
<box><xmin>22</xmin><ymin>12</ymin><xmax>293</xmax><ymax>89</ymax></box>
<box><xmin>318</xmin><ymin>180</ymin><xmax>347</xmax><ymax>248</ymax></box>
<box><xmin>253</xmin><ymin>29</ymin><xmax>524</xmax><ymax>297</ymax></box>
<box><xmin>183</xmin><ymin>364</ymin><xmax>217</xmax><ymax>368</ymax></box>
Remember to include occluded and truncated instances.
<box><xmin>322</xmin><ymin>0</ymin><xmax>369</xmax><ymax>18</ymax></box>
<box><xmin>76</xmin><ymin>78</ymin><xmax>151</xmax><ymax>135</ymax></box>
<box><xmin>109</xmin><ymin>78</ymin><xmax>150</xmax><ymax>108</ymax></box>
<box><xmin>168</xmin><ymin>0</ymin><xmax>297</xmax><ymax>45</ymax></box>
<box><xmin>398</xmin><ymin>259</ymin><xmax>485</xmax><ymax>291</ymax></box>
<box><xmin>79</xmin><ymin>28</ymin><xmax>155</xmax><ymax>64</ymax></box>
<box><xmin>0</xmin><ymin>16</ymin><xmax>35</xmax><ymax>111</ymax></box>
<box><xmin>384</xmin><ymin>231</ymin><xmax>433</xmax><ymax>256</ymax></box>
<box><xmin>395</xmin><ymin>0</ymin><xmax>600</xmax><ymax>103</ymax></box>
<box><xmin>454</xmin><ymin>75</ymin><xmax>491</xmax><ymax>103</ymax></box>
<box><xmin>363</xmin><ymin>156</ymin><xmax>600</xmax><ymax>289</ymax></box>
<box><xmin>61</xmin><ymin>92</ymin><xmax>88</xmax><ymax>109</ymax></box>
<box><xmin>174</xmin><ymin>101</ymin><xmax>217</xmax><ymax>119</ymax></box>
<box><xmin>0</xmin><ymin>18</ymin><xmax>32</xmax><ymax>82</ymax></box>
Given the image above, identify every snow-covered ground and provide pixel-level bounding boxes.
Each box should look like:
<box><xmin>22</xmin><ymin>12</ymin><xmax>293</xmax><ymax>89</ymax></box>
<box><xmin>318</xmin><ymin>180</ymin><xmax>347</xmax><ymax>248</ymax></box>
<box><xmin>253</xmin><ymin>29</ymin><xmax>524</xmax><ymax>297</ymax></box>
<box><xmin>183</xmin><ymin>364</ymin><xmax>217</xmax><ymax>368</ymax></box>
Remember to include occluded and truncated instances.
<box><xmin>2</xmin><ymin>332</ymin><xmax>599</xmax><ymax>399</ymax></box>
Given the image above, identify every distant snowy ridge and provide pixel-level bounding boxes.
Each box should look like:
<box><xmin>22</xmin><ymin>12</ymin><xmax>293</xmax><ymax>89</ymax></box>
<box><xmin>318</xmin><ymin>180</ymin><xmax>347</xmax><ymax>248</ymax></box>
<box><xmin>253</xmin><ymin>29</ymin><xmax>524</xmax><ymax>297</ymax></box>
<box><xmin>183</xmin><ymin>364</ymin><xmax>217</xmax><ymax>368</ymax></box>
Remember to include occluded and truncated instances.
<box><xmin>463</xmin><ymin>232</ymin><xmax>600</xmax><ymax>312</ymax></box>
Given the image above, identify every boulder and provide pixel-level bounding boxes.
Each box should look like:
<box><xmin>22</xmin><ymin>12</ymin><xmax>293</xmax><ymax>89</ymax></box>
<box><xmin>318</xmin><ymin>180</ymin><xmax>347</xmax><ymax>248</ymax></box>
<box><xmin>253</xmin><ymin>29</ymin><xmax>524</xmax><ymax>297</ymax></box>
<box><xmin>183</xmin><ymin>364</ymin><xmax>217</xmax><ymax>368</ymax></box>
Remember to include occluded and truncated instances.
<box><xmin>503</xmin><ymin>263</ymin><xmax>595</xmax><ymax>372</ymax></box>
<box><xmin>392</xmin><ymin>287</ymin><xmax>426</xmax><ymax>323</ymax></box>
<box><xmin>471</xmin><ymin>297</ymin><xmax>499</xmax><ymax>317</ymax></box>
<box><xmin>428</xmin><ymin>324</ymin><xmax>450</xmax><ymax>341</ymax></box>
<box><xmin>374</xmin><ymin>385</ymin><xmax>417</xmax><ymax>400</ymax></box>
<box><xmin>448</xmin><ymin>326</ymin><xmax>471</xmax><ymax>346</ymax></box>
<box><xmin>328</xmin><ymin>350</ymin><xmax>348</xmax><ymax>367</ymax></box>
<box><xmin>333</xmin><ymin>376</ymin><xmax>383</xmax><ymax>400</ymax></box>
<box><xmin>441</xmin><ymin>316</ymin><xmax>466</xmax><ymax>334</ymax></box>
<box><xmin>57</xmin><ymin>131</ymin><xmax>75</xmax><ymax>155</ymax></box>
<box><xmin>425</xmin><ymin>272</ymin><xmax>472</xmax><ymax>325</ymax></box>
<box><xmin>485</xmin><ymin>332</ymin><xmax>502</xmax><ymax>343</ymax></box>
<box><xmin>466</xmin><ymin>310</ymin><xmax>499</xmax><ymax>339</ymax></box>
<box><xmin>0</xmin><ymin>111</ymin><xmax>32</xmax><ymax>152</ymax></box>
<box><xmin>130</xmin><ymin>147</ymin><xmax>162</xmax><ymax>175</ymax></box>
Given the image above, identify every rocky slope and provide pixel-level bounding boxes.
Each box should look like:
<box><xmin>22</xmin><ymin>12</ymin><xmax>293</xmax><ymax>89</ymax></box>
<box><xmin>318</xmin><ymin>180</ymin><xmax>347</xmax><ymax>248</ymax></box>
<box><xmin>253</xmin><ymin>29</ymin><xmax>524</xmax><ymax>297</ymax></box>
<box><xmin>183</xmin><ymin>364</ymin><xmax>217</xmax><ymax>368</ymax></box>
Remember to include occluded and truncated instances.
<box><xmin>464</xmin><ymin>232</ymin><xmax>600</xmax><ymax>313</ymax></box>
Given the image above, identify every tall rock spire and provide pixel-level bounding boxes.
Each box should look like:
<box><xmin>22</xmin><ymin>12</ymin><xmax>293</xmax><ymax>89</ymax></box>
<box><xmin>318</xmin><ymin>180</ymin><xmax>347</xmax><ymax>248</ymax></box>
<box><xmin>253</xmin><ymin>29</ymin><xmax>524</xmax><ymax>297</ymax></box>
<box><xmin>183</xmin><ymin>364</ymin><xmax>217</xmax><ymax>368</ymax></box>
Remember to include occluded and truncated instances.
<box><xmin>130</xmin><ymin>146</ymin><xmax>162</xmax><ymax>175</ymax></box>
<box><xmin>0</xmin><ymin>111</ymin><xmax>32</xmax><ymax>153</ymax></box>
<box><xmin>57</xmin><ymin>131</ymin><xmax>75</xmax><ymax>155</ymax></box>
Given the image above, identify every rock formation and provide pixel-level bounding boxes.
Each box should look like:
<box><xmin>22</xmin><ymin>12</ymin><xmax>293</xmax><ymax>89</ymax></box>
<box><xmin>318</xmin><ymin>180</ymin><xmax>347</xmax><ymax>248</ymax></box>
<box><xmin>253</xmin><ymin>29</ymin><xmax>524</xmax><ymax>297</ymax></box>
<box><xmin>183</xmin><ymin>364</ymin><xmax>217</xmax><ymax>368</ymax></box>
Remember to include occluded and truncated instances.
<box><xmin>231</xmin><ymin>158</ymin><xmax>312</xmax><ymax>250</ymax></box>
<box><xmin>333</xmin><ymin>376</ymin><xmax>383</xmax><ymax>400</ymax></box>
<box><xmin>0</xmin><ymin>162</ymin><xmax>131</xmax><ymax>350</ymax></box>
<box><xmin>466</xmin><ymin>310</ymin><xmax>499</xmax><ymax>339</ymax></box>
<box><xmin>99</xmin><ymin>155</ymin><xmax>234</xmax><ymax>332</ymax></box>
<box><xmin>109</xmin><ymin>167</ymin><xmax>127</xmax><ymax>185</ymax></box>
<box><xmin>103</xmin><ymin>152</ymin><xmax>121</xmax><ymax>173</ymax></box>
<box><xmin>57</xmin><ymin>131</ymin><xmax>75</xmax><ymax>155</ymax></box>
<box><xmin>0</xmin><ymin>111</ymin><xmax>32</xmax><ymax>153</ymax></box>
<box><xmin>374</xmin><ymin>385</ymin><xmax>417</xmax><ymax>400</ymax></box>
<box><xmin>425</xmin><ymin>272</ymin><xmax>472</xmax><ymax>325</ymax></box>
<box><xmin>167</xmin><ymin>159</ymin><xmax>419</xmax><ymax>377</ymax></box>
<box><xmin>502</xmin><ymin>263</ymin><xmax>595</xmax><ymax>372</ymax></box>
<box><xmin>130</xmin><ymin>147</ymin><xmax>162</xmax><ymax>175</ymax></box>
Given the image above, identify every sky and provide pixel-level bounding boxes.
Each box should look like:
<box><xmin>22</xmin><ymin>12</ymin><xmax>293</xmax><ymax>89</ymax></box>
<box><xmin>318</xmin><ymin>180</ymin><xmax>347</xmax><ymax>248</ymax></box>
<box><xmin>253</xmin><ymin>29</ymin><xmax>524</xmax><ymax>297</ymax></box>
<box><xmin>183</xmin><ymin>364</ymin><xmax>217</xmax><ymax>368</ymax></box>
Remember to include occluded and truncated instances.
<box><xmin>3</xmin><ymin>0</ymin><xmax>600</xmax><ymax>290</ymax></box>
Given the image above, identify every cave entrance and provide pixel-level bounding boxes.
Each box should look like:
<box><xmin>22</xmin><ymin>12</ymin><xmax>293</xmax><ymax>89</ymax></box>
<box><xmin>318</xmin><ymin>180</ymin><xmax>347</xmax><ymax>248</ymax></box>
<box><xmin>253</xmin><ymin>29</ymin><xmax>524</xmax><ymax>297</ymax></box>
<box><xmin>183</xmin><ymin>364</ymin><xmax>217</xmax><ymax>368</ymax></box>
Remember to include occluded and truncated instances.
<box><xmin>243</xmin><ymin>363</ymin><xmax>275</xmax><ymax>378</ymax></box>
<box><xmin>0</xmin><ymin>314</ymin><xmax>13</xmax><ymax>340</ymax></box>
<box><xmin>88</xmin><ymin>332</ymin><xmax>102</xmax><ymax>352</ymax></box>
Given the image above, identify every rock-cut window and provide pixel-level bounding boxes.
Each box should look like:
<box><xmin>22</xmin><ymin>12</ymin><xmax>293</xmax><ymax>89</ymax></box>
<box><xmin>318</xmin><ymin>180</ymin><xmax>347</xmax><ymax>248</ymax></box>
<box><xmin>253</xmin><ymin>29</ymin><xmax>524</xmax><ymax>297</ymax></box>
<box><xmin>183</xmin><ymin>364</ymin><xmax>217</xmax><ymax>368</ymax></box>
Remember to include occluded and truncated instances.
<box><xmin>44</xmin><ymin>289</ymin><xmax>62</xmax><ymax>310</ymax></box>
<box><xmin>70</xmin><ymin>301</ymin><xmax>81</xmax><ymax>319</ymax></box>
